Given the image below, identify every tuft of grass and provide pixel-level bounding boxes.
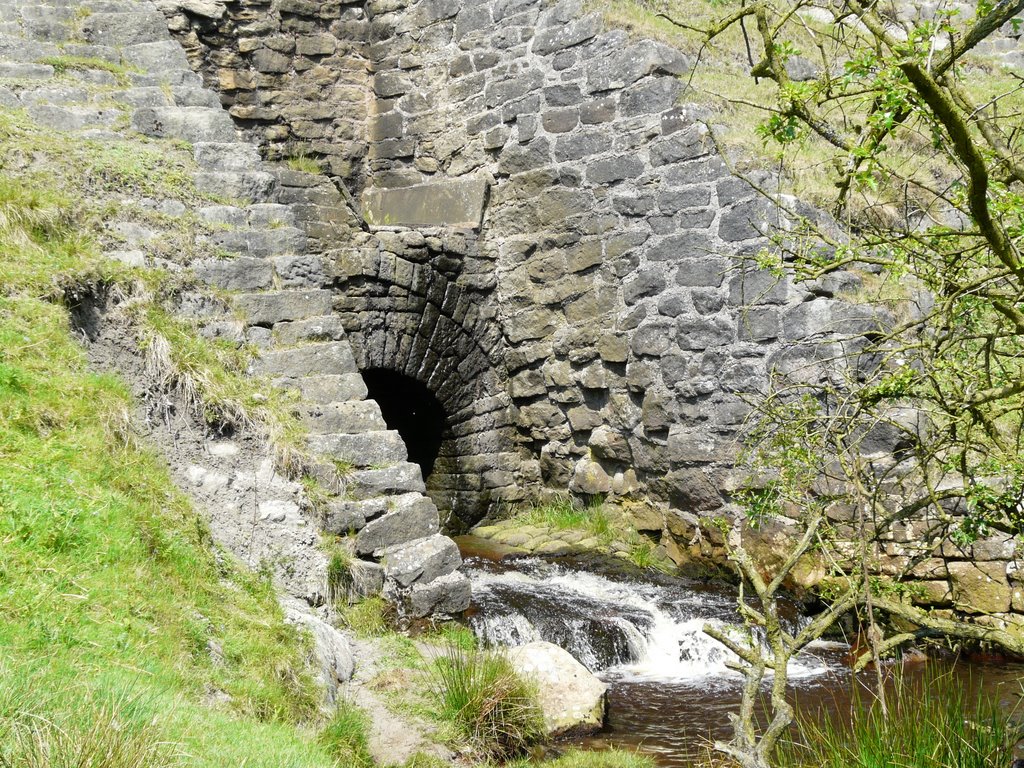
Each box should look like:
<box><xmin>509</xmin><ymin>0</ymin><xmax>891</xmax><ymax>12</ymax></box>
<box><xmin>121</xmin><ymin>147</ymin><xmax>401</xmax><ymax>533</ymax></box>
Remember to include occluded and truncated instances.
<box><xmin>338</xmin><ymin>596</ymin><xmax>393</xmax><ymax>638</ymax></box>
<box><xmin>326</xmin><ymin>543</ymin><xmax>354</xmax><ymax>605</ymax></box>
<box><xmin>319</xmin><ymin>699</ymin><xmax>374</xmax><ymax>768</ymax></box>
<box><xmin>140</xmin><ymin>306</ymin><xmax>309</xmax><ymax>472</ymax></box>
<box><xmin>429</xmin><ymin>646</ymin><xmax>545</xmax><ymax>761</ymax></box>
<box><xmin>777</xmin><ymin>667</ymin><xmax>1020</xmax><ymax>768</ymax></box>
<box><xmin>419</xmin><ymin>622</ymin><xmax>478</xmax><ymax>651</ymax></box>
<box><xmin>388</xmin><ymin>753</ymin><xmax>449</xmax><ymax>768</ymax></box>
<box><xmin>286</xmin><ymin>152</ymin><xmax>323</xmax><ymax>175</ymax></box>
<box><xmin>520</xmin><ymin>495</ymin><xmax>611</xmax><ymax>540</ymax></box>
<box><xmin>38</xmin><ymin>55</ymin><xmax>135</xmax><ymax>85</ymax></box>
<box><xmin>510</xmin><ymin>749</ymin><xmax>658</xmax><ymax>768</ymax></box>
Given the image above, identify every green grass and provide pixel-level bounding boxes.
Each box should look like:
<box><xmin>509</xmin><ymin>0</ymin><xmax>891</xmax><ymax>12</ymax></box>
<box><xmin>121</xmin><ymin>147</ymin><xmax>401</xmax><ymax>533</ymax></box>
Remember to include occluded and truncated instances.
<box><xmin>286</xmin><ymin>153</ymin><xmax>323</xmax><ymax>174</ymax></box>
<box><xmin>338</xmin><ymin>595</ymin><xmax>393</xmax><ymax>638</ymax></box>
<box><xmin>778</xmin><ymin>668</ymin><xmax>1020</xmax><ymax>768</ymax></box>
<box><xmin>519</xmin><ymin>496</ymin><xmax>612</xmax><ymax>539</ymax></box>
<box><xmin>0</xmin><ymin>99</ymin><xmax>346</xmax><ymax>768</ymax></box>
<box><xmin>38</xmin><ymin>55</ymin><xmax>136</xmax><ymax>85</ymax></box>
<box><xmin>319</xmin><ymin>699</ymin><xmax>374</xmax><ymax>768</ymax></box>
<box><xmin>429</xmin><ymin>646</ymin><xmax>545</xmax><ymax>761</ymax></box>
<box><xmin>511</xmin><ymin>749</ymin><xmax>658</xmax><ymax>768</ymax></box>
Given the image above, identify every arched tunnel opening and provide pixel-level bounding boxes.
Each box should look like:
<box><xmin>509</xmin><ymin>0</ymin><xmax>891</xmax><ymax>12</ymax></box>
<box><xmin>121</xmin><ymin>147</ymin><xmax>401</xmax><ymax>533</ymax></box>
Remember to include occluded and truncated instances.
<box><xmin>362</xmin><ymin>367</ymin><xmax>448</xmax><ymax>479</ymax></box>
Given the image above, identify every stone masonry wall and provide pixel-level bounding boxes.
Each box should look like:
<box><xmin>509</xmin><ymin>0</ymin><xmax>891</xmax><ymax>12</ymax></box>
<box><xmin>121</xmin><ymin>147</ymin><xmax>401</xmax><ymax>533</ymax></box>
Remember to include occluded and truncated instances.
<box><xmin>158</xmin><ymin>0</ymin><xmax>1024</xmax><ymax>625</ymax></box>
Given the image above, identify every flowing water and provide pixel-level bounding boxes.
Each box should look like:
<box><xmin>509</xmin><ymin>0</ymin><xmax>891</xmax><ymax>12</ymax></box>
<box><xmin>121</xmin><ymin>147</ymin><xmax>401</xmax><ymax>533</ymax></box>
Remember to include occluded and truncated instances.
<box><xmin>456</xmin><ymin>538</ymin><xmax>1024</xmax><ymax>766</ymax></box>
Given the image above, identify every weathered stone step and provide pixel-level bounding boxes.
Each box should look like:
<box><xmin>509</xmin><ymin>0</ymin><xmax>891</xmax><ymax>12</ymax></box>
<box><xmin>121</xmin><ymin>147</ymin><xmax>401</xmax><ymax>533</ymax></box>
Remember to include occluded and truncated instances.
<box><xmin>234</xmin><ymin>289</ymin><xmax>334</xmax><ymax>326</ymax></box>
<box><xmin>194</xmin><ymin>141</ymin><xmax>262</xmax><ymax>171</ymax></box>
<box><xmin>0</xmin><ymin>62</ymin><xmax>52</xmax><ymax>79</ymax></box>
<box><xmin>300</xmin><ymin>400</ymin><xmax>386</xmax><ymax>435</ymax></box>
<box><xmin>131</xmin><ymin>105</ymin><xmax>236</xmax><ymax>143</ymax></box>
<box><xmin>195</xmin><ymin>170</ymin><xmax>277</xmax><ymax>202</ymax></box>
<box><xmin>406</xmin><ymin>571</ymin><xmax>472</xmax><ymax>618</ymax></box>
<box><xmin>111</xmin><ymin>85</ymin><xmax>221</xmax><ymax>109</ymax></box>
<box><xmin>0</xmin><ymin>34</ymin><xmax>58</xmax><ymax>61</ymax></box>
<box><xmin>205</xmin><ymin>226</ymin><xmax>305</xmax><ymax>258</ymax></box>
<box><xmin>382</xmin><ymin>534</ymin><xmax>461</xmax><ymax>587</ymax></box>
<box><xmin>355</xmin><ymin>493</ymin><xmax>439</xmax><ymax>555</ymax></box>
<box><xmin>307</xmin><ymin>430</ymin><xmax>407</xmax><ymax>468</ymax></box>
<box><xmin>274</xmin><ymin>315</ymin><xmax>344</xmax><ymax>345</ymax></box>
<box><xmin>281</xmin><ymin>373</ymin><xmax>367</xmax><ymax>404</ymax></box>
<box><xmin>81</xmin><ymin>11</ymin><xmax>170</xmax><ymax>47</ymax></box>
<box><xmin>322</xmin><ymin>496</ymin><xmax>390</xmax><ymax>535</ymax></box>
<box><xmin>251</xmin><ymin>341</ymin><xmax>357</xmax><ymax>378</ymax></box>
<box><xmin>348</xmin><ymin>463</ymin><xmax>426</xmax><ymax>500</ymax></box>
<box><xmin>25</xmin><ymin>103</ymin><xmax>119</xmax><ymax>131</ymax></box>
<box><xmin>194</xmin><ymin>256</ymin><xmax>273</xmax><ymax>292</ymax></box>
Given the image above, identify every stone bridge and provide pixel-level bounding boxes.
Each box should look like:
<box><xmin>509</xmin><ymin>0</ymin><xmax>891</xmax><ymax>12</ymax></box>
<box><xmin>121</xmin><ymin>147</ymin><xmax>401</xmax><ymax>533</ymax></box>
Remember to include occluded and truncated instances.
<box><xmin>6</xmin><ymin>0</ymin><xmax>1018</xmax><ymax>618</ymax></box>
<box><xmin>161</xmin><ymin>0</ymin><xmax>873</xmax><ymax>536</ymax></box>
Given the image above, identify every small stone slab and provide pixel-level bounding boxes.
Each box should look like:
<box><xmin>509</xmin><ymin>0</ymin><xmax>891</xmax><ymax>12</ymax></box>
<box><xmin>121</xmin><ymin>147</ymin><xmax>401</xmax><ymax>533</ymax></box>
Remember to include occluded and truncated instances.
<box><xmin>348</xmin><ymin>463</ymin><xmax>426</xmax><ymax>500</ymax></box>
<box><xmin>383</xmin><ymin>534</ymin><xmax>461</xmax><ymax>587</ymax></box>
<box><xmin>281</xmin><ymin>373</ymin><xmax>367</xmax><ymax>403</ymax></box>
<box><xmin>362</xmin><ymin>175</ymin><xmax>490</xmax><ymax>229</ymax></box>
<box><xmin>300</xmin><ymin>400</ymin><xmax>386</xmax><ymax>434</ymax></box>
<box><xmin>234</xmin><ymin>289</ymin><xmax>334</xmax><ymax>325</ymax></box>
<box><xmin>323</xmin><ymin>497</ymin><xmax>389</xmax><ymax>534</ymax></box>
<box><xmin>194</xmin><ymin>257</ymin><xmax>274</xmax><ymax>292</ymax></box>
<box><xmin>307</xmin><ymin>430</ymin><xmax>408</xmax><ymax>467</ymax></box>
<box><xmin>405</xmin><ymin>571</ymin><xmax>472</xmax><ymax>618</ymax></box>
<box><xmin>355</xmin><ymin>493</ymin><xmax>439</xmax><ymax>554</ymax></box>
<box><xmin>253</xmin><ymin>341</ymin><xmax>357</xmax><ymax>378</ymax></box>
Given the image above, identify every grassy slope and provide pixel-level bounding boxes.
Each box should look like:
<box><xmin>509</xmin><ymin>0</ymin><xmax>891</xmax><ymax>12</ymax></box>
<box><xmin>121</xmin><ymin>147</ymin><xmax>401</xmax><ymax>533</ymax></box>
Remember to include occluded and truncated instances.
<box><xmin>0</xmin><ymin>92</ymin><xmax>347</xmax><ymax>766</ymax></box>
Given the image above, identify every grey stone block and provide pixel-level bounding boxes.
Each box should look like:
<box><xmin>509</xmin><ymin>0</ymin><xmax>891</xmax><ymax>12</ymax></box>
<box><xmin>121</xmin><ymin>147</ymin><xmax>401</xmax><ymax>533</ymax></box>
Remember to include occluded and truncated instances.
<box><xmin>307</xmin><ymin>430</ymin><xmax>408</xmax><ymax>467</ymax></box>
<box><xmin>253</xmin><ymin>341</ymin><xmax>358</xmax><ymax>378</ymax></box>
<box><xmin>300</xmin><ymin>400</ymin><xmax>386</xmax><ymax>434</ymax></box>
<box><xmin>348</xmin><ymin>463</ymin><xmax>426</xmax><ymax>499</ymax></box>
<box><xmin>274</xmin><ymin>315</ymin><xmax>346</xmax><ymax>345</ymax></box>
<box><xmin>132</xmin><ymin>107</ymin><xmax>236</xmax><ymax>143</ymax></box>
<box><xmin>195</xmin><ymin>171</ymin><xmax>276</xmax><ymax>203</ymax></box>
<box><xmin>198</xmin><ymin>205</ymin><xmax>246</xmax><ymax>226</ymax></box>
<box><xmin>532</xmin><ymin>13</ymin><xmax>600</xmax><ymax>55</ymax></box>
<box><xmin>234</xmin><ymin>290</ymin><xmax>334</xmax><ymax>325</ymax></box>
<box><xmin>355</xmin><ymin>493</ymin><xmax>439</xmax><ymax>554</ymax></box>
<box><xmin>283</xmin><ymin>373</ymin><xmax>368</xmax><ymax>404</ymax></box>
<box><xmin>363</xmin><ymin>175</ymin><xmax>491</xmax><ymax>229</ymax></box>
<box><xmin>273</xmin><ymin>253</ymin><xmax>327</xmax><ymax>287</ymax></box>
<box><xmin>122</xmin><ymin>41</ymin><xmax>191</xmax><ymax>73</ymax></box>
<box><xmin>323</xmin><ymin>498</ymin><xmax>386</xmax><ymax>534</ymax></box>
<box><xmin>26</xmin><ymin>105</ymin><xmax>118</xmax><ymax>131</ymax></box>
<box><xmin>383</xmin><ymin>534</ymin><xmax>462</xmax><ymax>587</ymax></box>
<box><xmin>194</xmin><ymin>142</ymin><xmax>262</xmax><ymax>171</ymax></box>
<box><xmin>404</xmin><ymin>571</ymin><xmax>471</xmax><ymax>618</ymax></box>
<box><xmin>194</xmin><ymin>257</ymin><xmax>274</xmax><ymax>291</ymax></box>
<box><xmin>82</xmin><ymin>12</ymin><xmax>169</xmax><ymax>46</ymax></box>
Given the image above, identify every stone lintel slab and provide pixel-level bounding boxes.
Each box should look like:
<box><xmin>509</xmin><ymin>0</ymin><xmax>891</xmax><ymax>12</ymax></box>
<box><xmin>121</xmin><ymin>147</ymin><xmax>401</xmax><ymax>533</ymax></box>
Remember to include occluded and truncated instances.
<box><xmin>362</xmin><ymin>176</ymin><xmax>490</xmax><ymax>230</ymax></box>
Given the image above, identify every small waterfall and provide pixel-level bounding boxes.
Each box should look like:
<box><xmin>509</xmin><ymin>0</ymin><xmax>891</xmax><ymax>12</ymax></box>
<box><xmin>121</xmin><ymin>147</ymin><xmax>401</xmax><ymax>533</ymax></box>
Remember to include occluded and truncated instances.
<box><xmin>466</xmin><ymin>557</ymin><xmax>836</xmax><ymax>682</ymax></box>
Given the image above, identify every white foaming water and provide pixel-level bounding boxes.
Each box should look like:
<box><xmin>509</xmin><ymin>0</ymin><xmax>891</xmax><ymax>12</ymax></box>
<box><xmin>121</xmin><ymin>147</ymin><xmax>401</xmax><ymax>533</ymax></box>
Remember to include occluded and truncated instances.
<box><xmin>467</xmin><ymin>559</ymin><xmax>838</xmax><ymax>684</ymax></box>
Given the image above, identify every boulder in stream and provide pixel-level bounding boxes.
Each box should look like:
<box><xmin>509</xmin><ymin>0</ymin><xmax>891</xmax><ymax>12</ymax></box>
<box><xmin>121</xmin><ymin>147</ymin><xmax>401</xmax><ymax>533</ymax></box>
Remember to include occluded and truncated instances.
<box><xmin>506</xmin><ymin>641</ymin><xmax>607</xmax><ymax>736</ymax></box>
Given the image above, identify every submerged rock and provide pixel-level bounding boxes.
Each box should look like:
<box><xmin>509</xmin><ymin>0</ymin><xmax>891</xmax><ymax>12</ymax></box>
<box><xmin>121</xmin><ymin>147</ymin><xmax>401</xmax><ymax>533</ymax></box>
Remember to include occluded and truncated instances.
<box><xmin>506</xmin><ymin>641</ymin><xmax>606</xmax><ymax>736</ymax></box>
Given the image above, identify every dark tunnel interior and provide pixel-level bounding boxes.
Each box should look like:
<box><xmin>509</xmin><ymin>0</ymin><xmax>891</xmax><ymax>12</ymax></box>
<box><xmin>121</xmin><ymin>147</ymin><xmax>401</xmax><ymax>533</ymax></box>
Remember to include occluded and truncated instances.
<box><xmin>362</xmin><ymin>368</ymin><xmax>448</xmax><ymax>478</ymax></box>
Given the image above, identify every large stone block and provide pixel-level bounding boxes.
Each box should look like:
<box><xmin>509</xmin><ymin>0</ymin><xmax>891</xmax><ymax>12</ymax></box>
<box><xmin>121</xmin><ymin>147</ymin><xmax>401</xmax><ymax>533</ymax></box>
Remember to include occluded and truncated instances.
<box><xmin>253</xmin><ymin>341</ymin><xmax>357</xmax><ymax>377</ymax></box>
<box><xmin>948</xmin><ymin>561</ymin><xmax>1011</xmax><ymax>614</ymax></box>
<box><xmin>383</xmin><ymin>534</ymin><xmax>462</xmax><ymax>587</ymax></box>
<box><xmin>362</xmin><ymin>176</ymin><xmax>491</xmax><ymax>229</ymax></box>
<box><xmin>234</xmin><ymin>290</ymin><xmax>334</xmax><ymax>325</ymax></box>
<box><xmin>403</xmin><ymin>571</ymin><xmax>472</xmax><ymax>617</ymax></box>
<box><xmin>356</xmin><ymin>494</ymin><xmax>440</xmax><ymax>554</ymax></box>
<box><xmin>307</xmin><ymin>430</ymin><xmax>408</xmax><ymax>467</ymax></box>
<box><xmin>349</xmin><ymin>463</ymin><xmax>427</xmax><ymax>499</ymax></box>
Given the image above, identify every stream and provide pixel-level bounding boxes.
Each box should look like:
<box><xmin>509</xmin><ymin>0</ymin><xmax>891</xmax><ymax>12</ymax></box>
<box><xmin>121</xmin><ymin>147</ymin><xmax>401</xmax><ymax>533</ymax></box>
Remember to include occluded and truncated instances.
<box><xmin>456</xmin><ymin>538</ymin><xmax>1024</xmax><ymax>766</ymax></box>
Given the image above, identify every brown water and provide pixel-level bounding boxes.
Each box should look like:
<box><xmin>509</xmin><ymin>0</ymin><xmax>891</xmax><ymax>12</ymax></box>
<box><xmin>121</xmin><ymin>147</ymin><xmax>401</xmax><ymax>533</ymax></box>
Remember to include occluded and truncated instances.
<box><xmin>456</xmin><ymin>537</ymin><xmax>1024</xmax><ymax>767</ymax></box>
<box><xmin>584</xmin><ymin>662</ymin><xmax>1024</xmax><ymax>766</ymax></box>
